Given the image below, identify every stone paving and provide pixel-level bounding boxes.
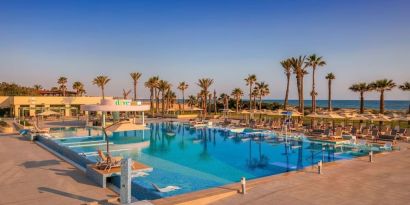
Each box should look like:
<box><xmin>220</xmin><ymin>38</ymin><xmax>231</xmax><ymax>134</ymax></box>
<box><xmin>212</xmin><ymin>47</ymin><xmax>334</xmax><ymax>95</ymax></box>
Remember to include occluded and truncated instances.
<box><xmin>211</xmin><ymin>144</ymin><xmax>410</xmax><ymax>205</ymax></box>
<box><xmin>0</xmin><ymin>135</ymin><xmax>117</xmax><ymax>205</ymax></box>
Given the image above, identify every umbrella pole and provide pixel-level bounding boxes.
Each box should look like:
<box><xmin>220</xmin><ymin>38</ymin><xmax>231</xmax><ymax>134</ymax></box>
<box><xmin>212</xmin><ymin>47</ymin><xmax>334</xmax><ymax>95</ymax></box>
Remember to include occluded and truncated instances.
<box><xmin>103</xmin><ymin>128</ymin><xmax>110</xmax><ymax>155</ymax></box>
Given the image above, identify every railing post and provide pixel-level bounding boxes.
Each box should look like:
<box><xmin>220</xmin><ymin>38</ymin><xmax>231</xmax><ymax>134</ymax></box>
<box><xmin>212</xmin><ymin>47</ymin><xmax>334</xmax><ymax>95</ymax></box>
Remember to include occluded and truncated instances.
<box><xmin>318</xmin><ymin>160</ymin><xmax>323</xmax><ymax>174</ymax></box>
<box><xmin>369</xmin><ymin>151</ymin><xmax>373</xmax><ymax>163</ymax></box>
<box><xmin>241</xmin><ymin>177</ymin><xmax>246</xmax><ymax>194</ymax></box>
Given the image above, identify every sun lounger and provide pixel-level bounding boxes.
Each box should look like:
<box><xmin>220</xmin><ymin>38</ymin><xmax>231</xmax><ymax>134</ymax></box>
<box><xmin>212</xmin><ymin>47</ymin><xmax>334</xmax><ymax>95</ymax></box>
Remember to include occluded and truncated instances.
<box><xmin>399</xmin><ymin>131</ymin><xmax>410</xmax><ymax>142</ymax></box>
<box><xmin>151</xmin><ymin>183</ymin><xmax>181</xmax><ymax>192</ymax></box>
<box><xmin>380</xmin><ymin>142</ymin><xmax>392</xmax><ymax>150</ymax></box>
<box><xmin>132</xmin><ymin>172</ymin><xmax>149</xmax><ymax>177</ymax></box>
<box><xmin>96</xmin><ymin>150</ymin><xmax>123</xmax><ymax>171</ymax></box>
<box><xmin>357</xmin><ymin>128</ymin><xmax>369</xmax><ymax>139</ymax></box>
<box><xmin>329</xmin><ymin>128</ymin><xmax>343</xmax><ymax>140</ymax></box>
<box><xmin>33</xmin><ymin>123</ymin><xmax>50</xmax><ymax>133</ymax></box>
<box><xmin>357</xmin><ymin>139</ymin><xmax>367</xmax><ymax>146</ymax></box>
<box><xmin>367</xmin><ymin>129</ymin><xmax>379</xmax><ymax>142</ymax></box>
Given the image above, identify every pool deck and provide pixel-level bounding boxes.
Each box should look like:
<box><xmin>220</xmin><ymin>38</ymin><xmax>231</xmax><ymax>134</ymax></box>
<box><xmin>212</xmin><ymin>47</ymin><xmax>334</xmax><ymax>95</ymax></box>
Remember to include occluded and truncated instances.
<box><xmin>0</xmin><ymin>134</ymin><xmax>119</xmax><ymax>205</ymax></box>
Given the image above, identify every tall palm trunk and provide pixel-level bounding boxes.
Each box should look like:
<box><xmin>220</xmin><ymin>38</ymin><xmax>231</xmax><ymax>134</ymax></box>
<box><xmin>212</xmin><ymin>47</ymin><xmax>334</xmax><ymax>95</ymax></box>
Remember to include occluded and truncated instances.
<box><xmin>328</xmin><ymin>79</ymin><xmax>332</xmax><ymax>111</ymax></box>
<box><xmin>161</xmin><ymin>91</ymin><xmax>165</xmax><ymax>116</ymax></box>
<box><xmin>204</xmin><ymin>93</ymin><xmax>208</xmax><ymax>118</ymax></box>
<box><xmin>253</xmin><ymin>95</ymin><xmax>256</xmax><ymax>109</ymax></box>
<box><xmin>133</xmin><ymin>82</ymin><xmax>137</xmax><ymax>101</ymax></box>
<box><xmin>236</xmin><ymin>99</ymin><xmax>240</xmax><ymax>112</ymax></box>
<box><xmin>380</xmin><ymin>90</ymin><xmax>384</xmax><ymax>114</ymax></box>
<box><xmin>208</xmin><ymin>96</ymin><xmax>211</xmax><ymax>114</ymax></box>
<box><xmin>182</xmin><ymin>90</ymin><xmax>185</xmax><ymax>113</ymax></box>
<box><xmin>284</xmin><ymin>74</ymin><xmax>290</xmax><ymax>110</ymax></box>
<box><xmin>155</xmin><ymin>89</ymin><xmax>160</xmax><ymax>115</ymax></box>
<box><xmin>311</xmin><ymin>67</ymin><xmax>316</xmax><ymax>112</ymax></box>
<box><xmin>249</xmin><ymin>85</ymin><xmax>252</xmax><ymax>110</ymax></box>
<box><xmin>259</xmin><ymin>96</ymin><xmax>262</xmax><ymax>110</ymax></box>
<box><xmin>101</xmin><ymin>87</ymin><xmax>105</xmax><ymax>99</ymax></box>
<box><xmin>300</xmin><ymin>76</ymin><xmax>305</xmax><ymax>113</ymax></box>
<box><xmin>296</xmin><ymin>76</ymin><xmax>301</xmax><ymax>112</ymax></box>
<box><xmin>360</xmin><ymin>92</ymin><xmax>364</xmax><ymax>114</ymax></box>
<box><xmin>213</xmin><ymin>92</ymin><xmax>217</xmax><ymax>114</ymax></box>
<box><xmin>150</xmin><ymin>88</ymin><xmax>154</xmax><ymax>113</ymax></box>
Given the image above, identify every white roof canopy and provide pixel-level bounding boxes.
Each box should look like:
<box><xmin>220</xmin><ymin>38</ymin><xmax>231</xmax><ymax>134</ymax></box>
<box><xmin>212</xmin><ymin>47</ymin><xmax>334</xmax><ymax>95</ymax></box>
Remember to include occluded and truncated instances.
<box><xmin>81</xmin><ymin>99</ymin><xmax>150</xmax><ymax>112</ymax></box>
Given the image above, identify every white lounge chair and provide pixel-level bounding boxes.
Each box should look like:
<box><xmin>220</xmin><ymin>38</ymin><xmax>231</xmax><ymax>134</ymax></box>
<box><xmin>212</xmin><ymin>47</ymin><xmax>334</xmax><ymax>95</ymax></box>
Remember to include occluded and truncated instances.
<box><xmin>358</xmin><ymin>139</ymin><xmax>367</xmax><ymax>146</ymax></box>
<box><xmin>151</xmin><ymin>183</ymin><xmax>181</xmax><ymax>193</ymax></box>
<box><xmin>132</xmin><ymin>172</ymin><xmax>149</xmax><ymax>177</ymax></box>
<box><xmin>381</xmin><ymin>142</ymin><xmax>392</xmax><ymax>150</ymax></box>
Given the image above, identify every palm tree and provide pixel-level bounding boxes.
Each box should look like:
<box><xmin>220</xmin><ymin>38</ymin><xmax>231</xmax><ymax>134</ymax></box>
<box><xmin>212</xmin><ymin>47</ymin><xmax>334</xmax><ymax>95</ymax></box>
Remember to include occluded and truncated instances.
<box><xmin>245</xmin><ymin>74</ymin><xmax>257</xmax><ymax>110</ymax></box>
<box><xmin>57</xmin><ymin>76</ymin><xmax>68</xmax><ymax>96</ymax></box>
<box><xmin>252</xmin><ymin>88</ymin><xmax>258</xmax><ymax>109</ymax></box>
<box><xmin>370</xmin><ymin>79</ymin><xmax>396</xmax><ymax>114</ymax></box>
<box><xmin>325</xmin><ymin>73</ymin><xmax>335</xmax><ymax>111</ymax></box>
<box><xmin>165</xmin><ymin>89</ymin><xmax>176</xmax><ymax>111</ymax></box>
<box><xmin>130</xmin><ymin>72</ymin><xmax>142</xmax><ymax>101</ymax></box>
<box><xmin>72</xmin><ymin>81</ymin><xmax>84</xmax><ymax>96</ymax></box>
<box><xmin>145</xmin><ymin>76</ymin><xmax>159</xmax><ymax>113</ymax></box>
<box><xmin>399</xmin><ymin>82</ymin><xmax>410</xmax><ymax>113</ymax></box>
<box><xmin>290</xmin><ymin>56</ymin><xmax>308</xmax><ymax>113</ymax></box>
<box><xmin>177</xmin><ymin>82</ymin><xmax>189</xmax><ymax>113</ymax></box>
<box><xmin>306</xmin><ymin>54</ymin><xmax>326</xmax><ymax>113</ymax></box>
<box><xmin>280</xmin><ymin>59</ymin><xmax>292</xmax><ymax>109</ymax></box>
<box><xmin>33</xmin><ymin>84</ymin><xmax>43</xmax><ymax>91</ymax></box>
<box><xmin>158</xmin><ymin>80</ymin><xmax>170</xmax><ymax>116</ymax></box>
<box><xmin>208</xmin><ymin>93</ymin><xmax>212</xmax><ymax>113</ymax></box>
<box><xmin>349</xmin><ymin>83</ymin><xmax>372</xmax><ymax>114</ymax></box>
<box><xmin>255</xmin><ymin>82</ymin><xmax>270</xmax><ymax>110</ymax></box>
<box><xmin>78</xmin><ymin>87</ymin><xmax>86</xmax><ymax>96</ymax></box>
<box><xmin>122</xmin><ymin>89</ymin><xmax>131</xmax><ymax>99</ymax></box>
<box><xmin>231</xmin><ymin>88</ymin><xmax>244</xmax><ymax>113</ymax></box>
<box><xmin>219</xmin><ymin>93</ymin><xmax>230</xmax><ymax>110</ymax></box>
<box><xmin>197</xmin><ymin>78</ymin><xmax>214</xmax><ymax>118</ymax></box>
<box><xmin>187</xmin><ymin>95</ymin><xmax>197</xmax><ymax>110</ymax></box>
<box><xmin>213</xmin><ymin>90</ymin><xmax>217</xmax><ymax>114</ymax></box>
<box><xmin>92</xmin><ymin>76</ymin><xmax>110</xmax><ymax>99</ymax></box>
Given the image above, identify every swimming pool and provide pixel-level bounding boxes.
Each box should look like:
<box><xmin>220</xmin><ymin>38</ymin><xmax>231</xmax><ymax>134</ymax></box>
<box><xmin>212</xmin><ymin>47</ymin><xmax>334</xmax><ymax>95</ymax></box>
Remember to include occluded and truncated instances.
<box><xmin>52</xmin><ymin>122</ymin><xmax>384</xmax><ymax>200</ymax></box>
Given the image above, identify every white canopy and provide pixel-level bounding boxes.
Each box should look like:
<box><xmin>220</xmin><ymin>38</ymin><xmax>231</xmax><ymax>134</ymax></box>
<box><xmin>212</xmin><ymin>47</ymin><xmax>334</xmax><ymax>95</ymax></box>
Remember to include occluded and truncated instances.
<box><xmin>81</xmin><ymin>99</ymin><xmax>150</xmax><ymax>112</ymax></box>
<box><xmin>37</xmin><ymin>110</ymin><xmax>61</xmax><ymax>116</ymax></box>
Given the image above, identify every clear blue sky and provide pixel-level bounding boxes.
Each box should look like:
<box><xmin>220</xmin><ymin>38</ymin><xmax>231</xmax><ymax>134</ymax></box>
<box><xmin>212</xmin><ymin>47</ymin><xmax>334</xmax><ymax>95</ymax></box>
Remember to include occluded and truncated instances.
<box><xmin>0</xmin><ymin>0</ymin><xmax>409</xmax><ymax>100</ymax></box>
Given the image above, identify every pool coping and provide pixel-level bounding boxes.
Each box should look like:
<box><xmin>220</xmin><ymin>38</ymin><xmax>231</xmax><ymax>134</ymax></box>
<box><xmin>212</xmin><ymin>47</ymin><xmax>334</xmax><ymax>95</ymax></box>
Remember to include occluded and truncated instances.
<box><xmin>33</xmin><ymin>131</ymin><xmax>397</xmax><ymax>204</ymax></box>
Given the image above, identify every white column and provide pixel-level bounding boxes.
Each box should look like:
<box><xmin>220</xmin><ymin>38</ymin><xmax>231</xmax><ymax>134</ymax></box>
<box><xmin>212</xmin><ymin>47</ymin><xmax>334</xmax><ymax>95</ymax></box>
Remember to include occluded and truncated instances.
<box><xmin>142</xmin><ymin>111</ymin><xmax>145</xmax><ymax>125</ymax></box>
<box><xmin>120</xmin><ymin>158</ymin><xmax>132</xmax><ymax>204</ymax></box>
<box><xmin>102</xmin><ymin>112</ymin><xmax>106</xmax><ymax>127</ymax></box>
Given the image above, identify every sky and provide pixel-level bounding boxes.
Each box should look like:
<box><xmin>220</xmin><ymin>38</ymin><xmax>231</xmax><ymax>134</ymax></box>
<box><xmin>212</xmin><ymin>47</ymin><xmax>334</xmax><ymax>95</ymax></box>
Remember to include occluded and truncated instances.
<box><xmin>0</xmin><ymin>0</ymin><xmax>409</xmax><ymax>100</ymax></box>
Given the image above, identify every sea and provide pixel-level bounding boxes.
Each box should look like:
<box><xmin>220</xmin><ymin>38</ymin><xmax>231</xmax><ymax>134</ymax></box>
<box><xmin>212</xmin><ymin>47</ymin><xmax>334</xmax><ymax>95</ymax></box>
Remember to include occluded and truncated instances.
<box><xmin>263</xmin><ymin>100</ymin><xmax>409</xmax><ymax>111</ymax></box>
<box><xmin>169</xmin><ymin>99</ymin><xmax>409</xmax><ymax>111</ymax></box>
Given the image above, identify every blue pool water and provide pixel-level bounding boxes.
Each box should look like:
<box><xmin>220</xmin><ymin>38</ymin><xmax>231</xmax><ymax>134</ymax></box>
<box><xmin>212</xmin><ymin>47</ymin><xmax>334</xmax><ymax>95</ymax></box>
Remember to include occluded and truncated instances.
<box><xmin>53</xmin><ymin>122</ymin><xmax>382</xmax><ymax>200</ymax></box>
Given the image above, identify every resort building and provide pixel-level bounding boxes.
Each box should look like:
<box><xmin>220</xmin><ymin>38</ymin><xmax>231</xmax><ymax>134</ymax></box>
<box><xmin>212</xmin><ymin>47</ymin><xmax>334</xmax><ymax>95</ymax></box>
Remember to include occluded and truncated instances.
<box><xmin>0</xmin><ymin>96</ymin><xmax>112</xmax><ymax>117</ymax></box>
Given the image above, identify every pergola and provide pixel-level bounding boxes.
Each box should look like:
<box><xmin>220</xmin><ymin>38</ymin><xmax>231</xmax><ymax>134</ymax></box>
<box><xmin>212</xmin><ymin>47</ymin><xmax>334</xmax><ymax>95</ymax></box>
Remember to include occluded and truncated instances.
<box><xmin>81</xmin><ymin>99</ymin><xmax>150</xmax><ymax>126</ymax></box>
<box><xmin>81</xmin><ymin>99</ymin><xmax>150</xmax><ymax>155</ymax></box>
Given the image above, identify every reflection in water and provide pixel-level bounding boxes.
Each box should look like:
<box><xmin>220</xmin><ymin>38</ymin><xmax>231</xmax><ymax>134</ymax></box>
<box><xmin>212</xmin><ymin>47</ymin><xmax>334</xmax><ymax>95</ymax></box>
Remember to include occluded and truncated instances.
<box><xmin>199</xmin><ymin>128</ymin><xmax>210</xmax><ymax>160</ymax></box>
<box><xmin>247</xmin><ymin>134</ymin><xmax>269</xmax><ymax>169</ymax></box>
<box><xmin>296</xmin><ymin>140</ymin><xmax>303</xmax><ymax>170</ymax></box>
<box><xmin>284</xmin><ymin>142</ymin><xmax>290</xmax><ymax>172</ymax></box>
<box><xmin>144</xmin><ymin>124</ymin><xmax>350</xmax><ymax>173</ymax></box>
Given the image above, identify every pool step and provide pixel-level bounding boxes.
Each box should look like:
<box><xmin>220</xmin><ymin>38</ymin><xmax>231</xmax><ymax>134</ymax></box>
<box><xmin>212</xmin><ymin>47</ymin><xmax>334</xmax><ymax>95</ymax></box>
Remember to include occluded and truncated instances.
<box><xmin>69</xmin><ymin>142</ymin><xmax>113</xmax><ymax>148</ymax></box>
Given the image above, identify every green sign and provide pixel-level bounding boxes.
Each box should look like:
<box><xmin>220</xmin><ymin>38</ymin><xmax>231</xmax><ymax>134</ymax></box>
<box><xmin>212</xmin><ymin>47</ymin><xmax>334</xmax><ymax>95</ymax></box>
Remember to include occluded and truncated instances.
<box><xmin>115</xmin><ymin>100</ymin><xmax>132</xmax><ymax>106</ymax></box>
